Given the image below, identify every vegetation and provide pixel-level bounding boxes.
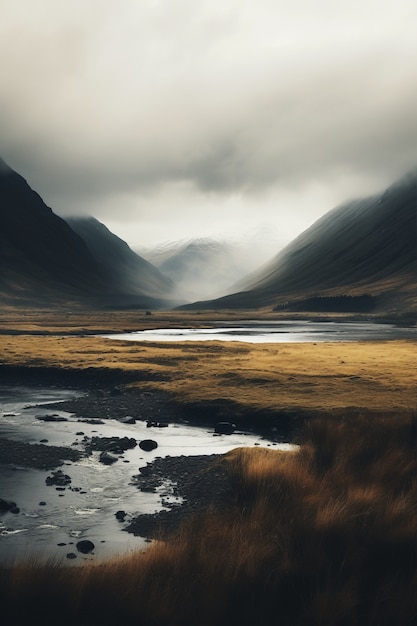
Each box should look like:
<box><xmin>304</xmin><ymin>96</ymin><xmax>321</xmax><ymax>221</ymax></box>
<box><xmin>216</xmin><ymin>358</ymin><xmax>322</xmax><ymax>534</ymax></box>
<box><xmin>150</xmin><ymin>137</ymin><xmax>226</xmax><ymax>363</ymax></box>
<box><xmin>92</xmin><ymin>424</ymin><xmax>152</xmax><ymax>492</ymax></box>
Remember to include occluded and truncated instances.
<box><xmin>0</xmin><ymin>309</ymin><xmax>415</xmax><ymax>426</ymax></box>
<box><xmin>1</xmin><ymin>308</ymin><xmax>416</xmax><ymax>623</ymax></box>
<box><xmin>1</xmin><ymin>412</ymin><xmax>417</xmax><ymax>625</ymax></box>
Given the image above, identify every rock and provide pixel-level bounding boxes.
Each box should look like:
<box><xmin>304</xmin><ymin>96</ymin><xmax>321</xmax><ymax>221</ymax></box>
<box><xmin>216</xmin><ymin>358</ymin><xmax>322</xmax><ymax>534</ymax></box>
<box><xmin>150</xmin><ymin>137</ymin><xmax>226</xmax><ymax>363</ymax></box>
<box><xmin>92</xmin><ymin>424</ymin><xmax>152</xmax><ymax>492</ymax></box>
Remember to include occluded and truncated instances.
<box><xmin>40</xmin><ymin>439</ymin><xmax>48</xmax><ymax>443</ymax></box>
<box><xmin>119</xmin><ymin>416</ymin><xmax>136</xmax><ymax>425</ymax></box>
<box><xmin>46</xmin><ymin>470</ymin><xmax>72</xmax><ymax>487</ymax></box>
<box><xmin>66</xmin><ymin>553</ymin><xmax>77</xmax><ymax>559</ymax></box>
<box><xmin>139</xmin><ymin>439</ymin><xmax>158</xmax><ymax>452</ymax></box>
<box><xmin>139</xmin><ymin>466</ymin><xmax>153</xmax><ymax>476</ymax></box>
<box><xmin>36</xmin><ymin>415</ymin><xmax>68</xmax><ymax>422</ymax></box>
<box><xmin>115</xmin><ymin>510</ymin><xmax>127</xmax><ymax>521</ymax></box>
<box><xmin>10</xmin><ymin>506</ymin><xmax>20</xmax><ymax>514</ymax></box>
<box><xmin>87</xmin><ymin>436</ymin><xmax>137</xmax><ymax>454</ymax></box>
<box><xmin>76</xmin><ymin>540</ymin><xmax>95</xmax><ymax>554</ymax></box>
<box><xmin>39</xmin><ymin>501</ymin><xmax>46</xmax><ymax>506</ymax></box>
<box><xmin>0</xmin><ymin>498</ymin><xmax>17</xmax><ymax>513</ymax></box>
<box><xmin>99</xmin><ymin>451</ymin><xmax>118</xmax><ymax>465</ymax></box>
<box><xmin>214</xmin><ymin>422</ymin><xmax>236</xmax><ymax>435</ymax></box>
<box><xmin>146</xmin><ymin>421</ymin><xmax>168</xmax><ymax>428</ymax></box>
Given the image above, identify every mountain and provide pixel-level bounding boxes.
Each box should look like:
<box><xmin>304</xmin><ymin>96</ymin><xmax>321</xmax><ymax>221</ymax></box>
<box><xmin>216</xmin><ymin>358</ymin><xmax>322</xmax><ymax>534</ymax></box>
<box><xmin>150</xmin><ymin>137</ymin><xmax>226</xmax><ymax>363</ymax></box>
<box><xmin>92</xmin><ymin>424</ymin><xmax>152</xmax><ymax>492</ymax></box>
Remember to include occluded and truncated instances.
<box><xmin>183</xmin><ymin>171</ymin><xmax>417</xmax><ymax>315</ymax></box>
<box><xmin>0</xmin><ymin>159</ymin><xmax>173</xmax><ymax>307</ymax></box>
<box><xmin>65</xmin><ymin>216</ymin><xmax>174</xmax><ymax>300</ymax></box>
<box><xmin>139</xmin><ymin>235</ymin><xmax>282</xmax><ymax>302</ymax></box>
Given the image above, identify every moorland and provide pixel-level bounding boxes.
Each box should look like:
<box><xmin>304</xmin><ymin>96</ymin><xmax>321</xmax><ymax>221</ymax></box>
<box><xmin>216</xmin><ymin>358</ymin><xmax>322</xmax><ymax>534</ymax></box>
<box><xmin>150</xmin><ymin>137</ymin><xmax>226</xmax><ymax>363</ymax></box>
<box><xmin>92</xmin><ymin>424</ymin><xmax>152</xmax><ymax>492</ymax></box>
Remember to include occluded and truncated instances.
<box><xmin>0</xmin><ymin>306</ymin><xmax>416</xmax><ymax>625</ymax></box>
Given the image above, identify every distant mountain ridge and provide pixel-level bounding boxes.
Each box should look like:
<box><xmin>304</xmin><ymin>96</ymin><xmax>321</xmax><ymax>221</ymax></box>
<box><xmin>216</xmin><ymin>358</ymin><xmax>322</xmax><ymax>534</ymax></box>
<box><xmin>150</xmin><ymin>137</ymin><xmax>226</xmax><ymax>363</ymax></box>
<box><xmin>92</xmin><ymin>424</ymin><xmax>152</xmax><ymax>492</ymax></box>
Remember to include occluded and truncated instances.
<box><xmin>139</xmin><ymin>235</ymin><xmax>282</xmax><ymax>302</ymax></box>
<box><xmin>183</xmin><ymin>170</ymin><xmax>417</xmax><ymax>315</ymax></box>
<box><xmin>0</xmin><ymin>159</ymin><xmax>174</xmax><ymax>307</ymax></box>
<box><xmin>65</xmin><ymin>216</ymin><xmax>174</xmax><ymax>299</ymax></box>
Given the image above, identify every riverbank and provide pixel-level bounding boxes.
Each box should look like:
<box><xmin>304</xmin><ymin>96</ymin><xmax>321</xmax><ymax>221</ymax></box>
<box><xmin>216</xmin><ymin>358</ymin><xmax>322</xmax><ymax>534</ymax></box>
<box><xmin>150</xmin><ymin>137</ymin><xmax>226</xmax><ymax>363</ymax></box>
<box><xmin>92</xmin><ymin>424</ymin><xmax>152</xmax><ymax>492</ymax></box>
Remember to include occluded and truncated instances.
<box><xmin>1</xmin><ymin>410</ymin><xmax>416</xmax><ymax>625</ymax></box>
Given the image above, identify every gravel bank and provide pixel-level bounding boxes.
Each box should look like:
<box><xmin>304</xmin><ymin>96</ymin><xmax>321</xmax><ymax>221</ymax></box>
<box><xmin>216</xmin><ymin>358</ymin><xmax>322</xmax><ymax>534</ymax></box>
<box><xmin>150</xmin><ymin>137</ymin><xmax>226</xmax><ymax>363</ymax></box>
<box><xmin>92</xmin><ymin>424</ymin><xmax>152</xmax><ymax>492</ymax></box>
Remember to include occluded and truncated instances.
<box><xmin>125</xmin><ymin>453</ymin><xmax>234</xmax><ymax>539</ymax></box>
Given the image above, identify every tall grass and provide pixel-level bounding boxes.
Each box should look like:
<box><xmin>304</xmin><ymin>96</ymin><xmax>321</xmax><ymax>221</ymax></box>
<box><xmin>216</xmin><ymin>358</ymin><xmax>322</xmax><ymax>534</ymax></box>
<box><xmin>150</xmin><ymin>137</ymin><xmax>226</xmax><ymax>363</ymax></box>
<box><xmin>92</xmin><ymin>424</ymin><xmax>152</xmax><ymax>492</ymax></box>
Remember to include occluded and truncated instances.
<box><xmin>1</xmin><ymin>412</ymin><xmax>417</xmax><ymax>625</ymax></box>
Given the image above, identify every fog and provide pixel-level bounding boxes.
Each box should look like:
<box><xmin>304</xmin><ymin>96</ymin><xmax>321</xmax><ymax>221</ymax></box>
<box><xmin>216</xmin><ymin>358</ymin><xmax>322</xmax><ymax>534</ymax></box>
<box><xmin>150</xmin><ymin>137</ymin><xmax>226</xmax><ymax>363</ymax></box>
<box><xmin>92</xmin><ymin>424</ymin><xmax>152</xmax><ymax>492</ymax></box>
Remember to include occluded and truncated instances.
<box><xmin>1</xmin><ymin>0</ymin><xmax>416</xmax><ymax>248</ymax></box>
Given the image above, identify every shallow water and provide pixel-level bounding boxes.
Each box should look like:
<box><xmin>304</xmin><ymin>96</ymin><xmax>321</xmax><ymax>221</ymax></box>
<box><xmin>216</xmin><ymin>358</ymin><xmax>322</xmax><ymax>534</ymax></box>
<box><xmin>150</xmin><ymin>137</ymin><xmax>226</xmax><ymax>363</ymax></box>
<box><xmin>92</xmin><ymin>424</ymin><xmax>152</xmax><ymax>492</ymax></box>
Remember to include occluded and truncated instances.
<box><xmin>0</xmin><ymin>386</ymin><xmax>289</xmax><ymax>565</ymax></box>
<box><xmin>101</xmin><ymin>320</ymin><xmax>416</xmax><ymax>343</ymax></box>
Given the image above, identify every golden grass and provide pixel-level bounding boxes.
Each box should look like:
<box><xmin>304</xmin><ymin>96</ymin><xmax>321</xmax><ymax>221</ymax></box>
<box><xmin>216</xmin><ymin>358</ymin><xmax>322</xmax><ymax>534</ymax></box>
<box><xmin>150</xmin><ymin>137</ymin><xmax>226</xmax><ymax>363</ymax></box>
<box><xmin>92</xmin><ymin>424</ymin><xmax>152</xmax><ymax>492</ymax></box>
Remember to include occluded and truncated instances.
<box><xmin>1</xmin><ymin>412</ymin><xmax>417</xmax><ymax>625</ymax></box>
<box><xmin>0</xmin><ymin>332</ymin><xmax>415</xmax><ymax>415</ymax></box>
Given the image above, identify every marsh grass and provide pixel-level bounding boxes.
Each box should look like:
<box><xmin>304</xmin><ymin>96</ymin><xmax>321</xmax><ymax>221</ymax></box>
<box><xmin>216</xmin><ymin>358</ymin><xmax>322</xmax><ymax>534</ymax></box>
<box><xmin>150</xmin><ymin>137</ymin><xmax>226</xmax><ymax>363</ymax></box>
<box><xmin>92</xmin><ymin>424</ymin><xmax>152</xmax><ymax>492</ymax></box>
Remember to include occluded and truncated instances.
<box><xmin>1</xmin><ymin>412</ymin><xmax>417</xmax><ymax>625</ymax></box>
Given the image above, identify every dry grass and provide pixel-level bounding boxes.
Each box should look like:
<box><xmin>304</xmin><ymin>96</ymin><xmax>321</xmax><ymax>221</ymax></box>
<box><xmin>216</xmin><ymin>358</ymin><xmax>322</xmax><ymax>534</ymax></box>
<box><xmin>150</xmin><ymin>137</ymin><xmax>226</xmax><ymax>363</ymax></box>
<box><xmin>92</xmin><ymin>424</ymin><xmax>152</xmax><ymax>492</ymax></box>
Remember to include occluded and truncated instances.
<box><xmin>1</xmin><ymin>308</ymin><xmax>416</xmax><ymax>623</ymax></box>
<box><xmin>1</xmin><ymin>412</ymin><xmax>417</xmax><ymax>625</ymax></box>
<box><xmin>0</xmin><ymin>332</ymin><xmax>415</xmax><ymax>416</ymax></box>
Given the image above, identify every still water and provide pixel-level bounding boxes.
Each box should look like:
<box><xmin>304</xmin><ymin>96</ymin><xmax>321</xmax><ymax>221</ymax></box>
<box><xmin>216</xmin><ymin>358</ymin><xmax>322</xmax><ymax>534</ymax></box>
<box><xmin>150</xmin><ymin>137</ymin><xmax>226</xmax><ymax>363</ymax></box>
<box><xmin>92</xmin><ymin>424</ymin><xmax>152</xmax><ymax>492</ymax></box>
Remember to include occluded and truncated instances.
<box><xmin>0</xmin><ymin>386</ymin><xmax>287</xmax><ymax>565</ymax></box>
<box><xmin>101</xmin><ymin>320</ymin><xmax>416</xmax><ymax>343</ymax></box>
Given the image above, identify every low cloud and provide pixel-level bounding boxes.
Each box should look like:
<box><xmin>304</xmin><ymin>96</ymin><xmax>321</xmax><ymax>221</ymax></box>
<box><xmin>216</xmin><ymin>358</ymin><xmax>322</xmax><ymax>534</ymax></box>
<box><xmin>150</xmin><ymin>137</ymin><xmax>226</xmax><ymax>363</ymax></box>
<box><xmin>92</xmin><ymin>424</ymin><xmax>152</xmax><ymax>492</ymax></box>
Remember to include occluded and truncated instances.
<box><xmin>1</xmin><ymin>0</ymin><xmax>416</xmax><ymax>244</ymax></box>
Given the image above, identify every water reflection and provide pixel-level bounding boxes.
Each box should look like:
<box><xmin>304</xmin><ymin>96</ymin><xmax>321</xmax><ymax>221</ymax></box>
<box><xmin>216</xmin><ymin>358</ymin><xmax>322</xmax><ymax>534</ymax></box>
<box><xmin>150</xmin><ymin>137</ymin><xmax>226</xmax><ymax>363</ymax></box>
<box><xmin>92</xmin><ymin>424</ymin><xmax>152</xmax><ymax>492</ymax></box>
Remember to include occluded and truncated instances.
<box><xmin>0</xmin><ymin>386</ymin><xmax>287</xmax><ymax>565</ymax></box>
<box><xmin>101</xmin><ymin>320</ymin><xmax>416</xmax><ymax>343</ymax></box>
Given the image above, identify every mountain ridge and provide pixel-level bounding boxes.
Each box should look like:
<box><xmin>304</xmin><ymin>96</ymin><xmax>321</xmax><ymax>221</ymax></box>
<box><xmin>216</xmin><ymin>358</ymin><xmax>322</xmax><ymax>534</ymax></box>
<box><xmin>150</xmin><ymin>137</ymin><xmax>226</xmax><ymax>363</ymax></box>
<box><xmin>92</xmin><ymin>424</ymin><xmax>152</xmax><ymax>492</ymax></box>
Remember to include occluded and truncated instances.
<box><xmin>0</xmin><ymin>160</ymin><xmax>174</xmax><ymax>308</ymax></box>
<box><xmin>181</xmin><ymin>170</ymin><xmax>417</xmax><ymax>315</ymax></box>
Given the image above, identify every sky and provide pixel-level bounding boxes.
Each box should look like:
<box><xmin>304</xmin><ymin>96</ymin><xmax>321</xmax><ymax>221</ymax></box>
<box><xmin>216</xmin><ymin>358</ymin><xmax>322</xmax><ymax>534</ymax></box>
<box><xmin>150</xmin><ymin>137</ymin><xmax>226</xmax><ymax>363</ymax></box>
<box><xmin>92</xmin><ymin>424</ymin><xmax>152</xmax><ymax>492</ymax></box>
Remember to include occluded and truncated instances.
<box><xmin>1</xmin><ymin>0</ymin><xmax>417</xmax><ymax>252</ymax></box>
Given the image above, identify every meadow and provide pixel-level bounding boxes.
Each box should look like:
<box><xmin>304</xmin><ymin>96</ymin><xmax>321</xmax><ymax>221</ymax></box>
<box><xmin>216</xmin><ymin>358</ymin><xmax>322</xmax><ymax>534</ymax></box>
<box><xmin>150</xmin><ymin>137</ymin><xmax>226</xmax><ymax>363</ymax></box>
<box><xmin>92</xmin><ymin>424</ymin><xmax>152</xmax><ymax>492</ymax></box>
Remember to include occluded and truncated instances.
<box><xmin>0</xmin><ymin>308</ymin><xmax>416</xmax><ymax>624</ymax></box>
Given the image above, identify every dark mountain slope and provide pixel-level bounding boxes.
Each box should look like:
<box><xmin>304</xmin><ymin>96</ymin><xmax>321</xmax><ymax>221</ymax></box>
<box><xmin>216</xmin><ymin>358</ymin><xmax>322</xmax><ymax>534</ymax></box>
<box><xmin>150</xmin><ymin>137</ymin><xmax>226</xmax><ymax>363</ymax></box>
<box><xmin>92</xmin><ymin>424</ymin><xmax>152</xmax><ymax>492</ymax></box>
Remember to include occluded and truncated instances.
<box><xmin>0</xmin><ymin>160</ymin><xmax>173</xmax><ymax>307</ymax></box>
<box><xmin>65</xmin><ymin>217</ymin><xmax>174</xmax><ymax>299</ymax></box>
<box><xmin>0</xmin><ymin>159</ymin><xmax>109</xmax><ymax>303</ymax></box>
<box><xmin>183</xmin><ymin>171</ymin><xmax>417</xmax><ymax>314</ymax></box>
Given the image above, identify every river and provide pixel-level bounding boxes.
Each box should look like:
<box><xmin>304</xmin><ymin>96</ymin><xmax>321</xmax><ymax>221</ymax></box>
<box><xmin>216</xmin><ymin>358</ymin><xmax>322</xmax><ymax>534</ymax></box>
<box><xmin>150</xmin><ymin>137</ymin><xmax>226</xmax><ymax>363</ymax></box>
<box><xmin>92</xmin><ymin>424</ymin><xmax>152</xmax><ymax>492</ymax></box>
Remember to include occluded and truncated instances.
<box><xmin>0</xmin><ymin>386</ymin><xmax>288</xmax><ymax>565</ymax></box>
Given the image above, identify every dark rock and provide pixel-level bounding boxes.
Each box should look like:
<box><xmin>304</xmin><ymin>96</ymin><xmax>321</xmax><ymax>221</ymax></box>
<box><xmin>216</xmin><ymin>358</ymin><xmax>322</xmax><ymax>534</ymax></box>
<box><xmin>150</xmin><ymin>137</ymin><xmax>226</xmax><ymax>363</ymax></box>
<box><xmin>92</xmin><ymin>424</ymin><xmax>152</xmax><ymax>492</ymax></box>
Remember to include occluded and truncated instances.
<box><xmin>46</xmin><ymin>469</ymin><xmax>72</xmax><ymax>487</ymax></box>
<box><xmin>36</xmin><ymin>415</ymin><xmax>68</xmax><ymax>422</ymax></box>
<box><xmin>66</xmin><ymin>553</ymin><xmax>77</xmax><ymax>559</ymax></box>
<box><xmin>57</xmin><ymin>542</ymin><xmax>66</xmax><ymax>546</ymax></box>
<box><xmin>10</xmin><ymin>506</ymin><xmax>20</xmax><ymax>514</ymax></box>
<box><xmin>76</xmin><ymin>431</ymin><xmax>85</xmax><ymax>435</ymax></box>
<box><xmin>214</xmin><ymin>421</ymin><xmax>236</xmax><ymax>435</ymax></box>
<box><xmin>39</xmin><ymin>501</ymin><xmax>46</xmax><ymax>506</ymax></box>
<box><xmin>139</xmin><ymin>439</ymin><xmax>158</xmax><ymax>452</ymax></box>
<box><xmin>0</xmin><ymin>498</ymin><xmax>17</xmax><ymax>513</ymax></box>
<box><xmin>119</xmin><ymin>416</ymin><xmax>136</xmax><ymax>425</ymax></box>
<box><xmin>99</xmin><ymin>451</ymin><xmax>118</xmax><ymax>465</ymax></box>
<box><xmin>87</xmin><ymin>436</ymin><xmax>137</xmax><ymax>454</ymax></box>
<box><xmin>79</xmin><ymin>419</ymin><xmax>105</xmax><ymax>425</ymax></box>
<box><xmin>115</xmin><ymin>510</ymin><xmax>127</xmax><ymax>521</ymax></box>
<box><xmin>76</xmin><ymin>540</ymin><xmax>95</xmax><ymax>554</ymax></box>
<box><xmin>139</xmin><ymin>466</ymin><xmax>153</xmax><ymax>476</ymax></box>
<box><xmin>40</xmin><ymin>439</ymin><xmax>48</xmax><ymax>443</ymax></box>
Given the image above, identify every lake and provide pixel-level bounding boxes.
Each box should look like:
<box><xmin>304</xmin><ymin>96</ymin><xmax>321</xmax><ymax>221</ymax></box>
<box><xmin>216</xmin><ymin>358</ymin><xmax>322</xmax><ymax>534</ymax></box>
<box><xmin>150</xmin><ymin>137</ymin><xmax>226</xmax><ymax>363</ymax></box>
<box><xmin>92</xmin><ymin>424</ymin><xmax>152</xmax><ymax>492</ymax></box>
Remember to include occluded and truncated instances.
<box><xmin>101</xmin><ymin>320</ymin><xmax>416</xmax><ymax>343</ymax></box>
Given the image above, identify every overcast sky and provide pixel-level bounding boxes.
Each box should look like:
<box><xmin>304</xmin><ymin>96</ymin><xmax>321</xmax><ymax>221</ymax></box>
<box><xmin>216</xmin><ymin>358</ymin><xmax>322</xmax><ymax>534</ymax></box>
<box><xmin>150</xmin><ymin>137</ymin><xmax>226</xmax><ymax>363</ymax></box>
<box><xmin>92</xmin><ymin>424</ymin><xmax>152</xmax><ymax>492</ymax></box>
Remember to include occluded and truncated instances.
<box><xmin>1</xmin><ymin>0</ymin><xmax>417</xmax><ymax>250</ymax></box>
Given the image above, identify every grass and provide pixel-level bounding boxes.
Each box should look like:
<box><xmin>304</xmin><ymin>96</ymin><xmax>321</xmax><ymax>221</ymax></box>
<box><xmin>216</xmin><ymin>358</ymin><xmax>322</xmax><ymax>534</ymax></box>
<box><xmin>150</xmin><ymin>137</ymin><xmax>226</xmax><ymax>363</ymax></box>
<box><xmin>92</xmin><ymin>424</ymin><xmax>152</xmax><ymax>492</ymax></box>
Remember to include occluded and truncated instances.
<box><xmin>1</xmin><ymin>308</ymin><xmax>416</xmax><ymax>623</ymax></box>
<box><xmin>0</xmin><ymin>333</ymin><xmax>415</xmax><ymax>420</ymax></box>
<box><xmin>1</xmin><ymin>412</ymin><xmax>417</xmax><ymax>625</ymax></box>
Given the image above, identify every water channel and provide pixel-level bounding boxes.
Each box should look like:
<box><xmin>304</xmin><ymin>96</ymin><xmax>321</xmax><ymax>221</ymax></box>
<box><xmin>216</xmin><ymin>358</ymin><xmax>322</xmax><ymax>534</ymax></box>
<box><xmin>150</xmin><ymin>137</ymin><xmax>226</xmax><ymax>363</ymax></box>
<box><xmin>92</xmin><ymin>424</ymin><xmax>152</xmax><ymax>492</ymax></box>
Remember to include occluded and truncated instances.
<box><xmin>0</xmin><ymin>386</ymin><xmax>287</xmax><ymax>566</ymax></box>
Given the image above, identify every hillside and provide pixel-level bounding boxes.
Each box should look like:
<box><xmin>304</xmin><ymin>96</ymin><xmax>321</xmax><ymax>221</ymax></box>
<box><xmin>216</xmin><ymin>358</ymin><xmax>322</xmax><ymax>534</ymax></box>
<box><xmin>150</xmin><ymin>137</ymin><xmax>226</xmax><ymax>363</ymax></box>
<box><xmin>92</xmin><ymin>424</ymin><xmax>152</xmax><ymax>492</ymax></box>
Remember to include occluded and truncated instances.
<box><xmin>183</xmin><ymin>171</ymin><xmax>417</xmax><ymax>315</ymax></box>
<box><xmin>65</xmin><ymin>217</ymin><xmax>174</xmax><ymax>300</ymax></box>
<box><xmin>0</xmin><ymin>160</ymin><xmax>173</xmax><ymax>308</ymax></box>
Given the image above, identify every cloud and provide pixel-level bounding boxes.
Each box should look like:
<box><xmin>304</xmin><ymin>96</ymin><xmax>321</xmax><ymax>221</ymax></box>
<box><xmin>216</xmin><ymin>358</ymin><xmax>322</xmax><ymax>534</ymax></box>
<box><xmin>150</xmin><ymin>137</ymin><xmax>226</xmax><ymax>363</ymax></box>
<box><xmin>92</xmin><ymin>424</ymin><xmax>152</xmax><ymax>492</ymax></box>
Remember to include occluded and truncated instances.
<box><xmin>0</xmin><ymin>0</ymin><xmax>416</xmax><ymax>244</ymax></box>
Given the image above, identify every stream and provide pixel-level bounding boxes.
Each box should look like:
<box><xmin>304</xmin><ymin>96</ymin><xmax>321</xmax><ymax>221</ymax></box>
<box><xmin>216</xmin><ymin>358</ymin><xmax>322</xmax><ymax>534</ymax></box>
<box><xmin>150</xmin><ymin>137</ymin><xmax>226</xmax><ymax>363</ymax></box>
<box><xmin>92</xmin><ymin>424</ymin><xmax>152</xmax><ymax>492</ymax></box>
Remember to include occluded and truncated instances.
<box><xmin>0</xmin><ymin>386</ymin><xmax>288</xmax><ymax>565</ymax></box>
